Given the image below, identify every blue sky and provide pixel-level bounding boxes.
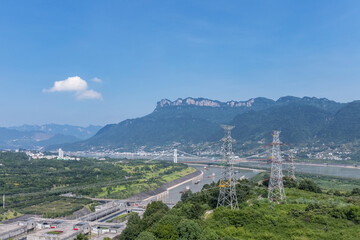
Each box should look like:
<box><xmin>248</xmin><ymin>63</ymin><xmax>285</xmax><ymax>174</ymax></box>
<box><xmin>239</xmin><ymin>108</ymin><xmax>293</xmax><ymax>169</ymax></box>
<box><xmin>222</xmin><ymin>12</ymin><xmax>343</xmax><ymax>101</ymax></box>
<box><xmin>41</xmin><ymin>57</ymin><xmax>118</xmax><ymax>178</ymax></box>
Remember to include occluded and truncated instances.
<box><xmin>1</xmin><ymin>0</ymin><xmax>360</xmax><ymax>126</ymax></box>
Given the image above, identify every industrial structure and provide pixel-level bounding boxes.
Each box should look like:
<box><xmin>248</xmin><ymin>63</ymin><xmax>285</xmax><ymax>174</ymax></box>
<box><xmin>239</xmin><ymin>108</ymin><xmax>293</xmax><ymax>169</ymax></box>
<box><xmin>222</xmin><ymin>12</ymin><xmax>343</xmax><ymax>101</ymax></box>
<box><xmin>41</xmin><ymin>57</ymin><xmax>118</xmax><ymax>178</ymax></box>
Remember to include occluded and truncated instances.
<box><xmin>268</xmin><ymin>130</ymin><xmax>286</xmax><ymax>202</ymax></box>
<box><xmin>288</xmin><ymin>154</ymin><xmax>296</xmax><ymax>180</ymax></box>
<box><xmin>0</xmin><ymin>200</ymin><xmax>140</xmax><ymax>240</ymax></box>
<box><xmin>217</xmin><ymin>125</ymin><xmax>239</xmax><ymax>209</ymax></box>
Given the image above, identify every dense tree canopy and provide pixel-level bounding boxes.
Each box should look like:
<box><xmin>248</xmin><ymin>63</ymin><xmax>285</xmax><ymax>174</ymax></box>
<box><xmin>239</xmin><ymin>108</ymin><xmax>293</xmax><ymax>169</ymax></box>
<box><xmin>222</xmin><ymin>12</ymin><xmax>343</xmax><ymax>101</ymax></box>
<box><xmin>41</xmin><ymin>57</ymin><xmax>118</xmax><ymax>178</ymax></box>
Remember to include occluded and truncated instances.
<box><xmin>118</xmin><ymin>176</ymin><xmax>360</xmax><ymax>240</ymax></box>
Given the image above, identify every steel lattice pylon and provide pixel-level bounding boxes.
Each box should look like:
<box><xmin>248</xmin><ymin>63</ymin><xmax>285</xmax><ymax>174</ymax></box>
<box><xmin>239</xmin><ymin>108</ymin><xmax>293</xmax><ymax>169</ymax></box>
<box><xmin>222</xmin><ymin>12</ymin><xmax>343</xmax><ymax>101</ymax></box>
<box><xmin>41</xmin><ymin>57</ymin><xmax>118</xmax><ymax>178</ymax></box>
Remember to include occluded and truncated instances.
<box><xmin>217</xmin><ymin>125</ymin><xmax>239</xmax><ymax>209</ymax></box>
<box><xmin>268</xmin><ymin>130</ymin><xmax>286</xmax><ymax>202</ymax></box>
<box><xmin>288</xmin><ymin>154</ymin><xmax>296</xmax><ymax>180</ymax></box>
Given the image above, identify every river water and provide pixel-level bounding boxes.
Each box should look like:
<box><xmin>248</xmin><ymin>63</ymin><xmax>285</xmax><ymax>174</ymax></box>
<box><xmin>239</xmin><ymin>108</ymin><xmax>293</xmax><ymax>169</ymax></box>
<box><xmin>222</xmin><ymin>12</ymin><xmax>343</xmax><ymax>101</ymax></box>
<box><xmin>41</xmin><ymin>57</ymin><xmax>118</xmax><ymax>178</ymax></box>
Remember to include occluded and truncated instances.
<box><xmin>235</xmin><ymin>161</ymin><xmax>360</xmax><ymax>179</ymax></box>
<box><xmin>161</xmin><ymin>165</ymin><xmax>260</xmax><ymax>204</ymax></box>
<box><xmin>160</xmin><ymin>162</ymin><xmax>360</xmax><ymax>204</ymax></box>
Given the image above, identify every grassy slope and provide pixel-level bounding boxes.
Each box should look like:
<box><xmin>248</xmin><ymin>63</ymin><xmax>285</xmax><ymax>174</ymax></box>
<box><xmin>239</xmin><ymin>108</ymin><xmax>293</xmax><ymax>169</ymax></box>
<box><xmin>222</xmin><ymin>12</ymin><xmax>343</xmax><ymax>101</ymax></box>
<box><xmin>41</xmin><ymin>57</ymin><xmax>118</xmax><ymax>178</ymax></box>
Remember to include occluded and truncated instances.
<box><xmin>20</xmin><ymin>198</ymin><xmax>94</xmax><ymax>218</ymax></box>
<box><xmin>97</xmin><ymin>167</ymin><xmax>196</xmax><ymax>199</ymax></box>
<box><xmin>0</xmin><ymin>210</ymin><xmax>21</xmax><ymax>222</ymax></box>
<box><xmin>204</xmin><ymin>189</ymin><xmax>360</xmax><ymax>240</ymax></box>
<box><xmin>122</xmin><ymin>173</ymin><xmax>360</xmax><ymax>240</ymax></box>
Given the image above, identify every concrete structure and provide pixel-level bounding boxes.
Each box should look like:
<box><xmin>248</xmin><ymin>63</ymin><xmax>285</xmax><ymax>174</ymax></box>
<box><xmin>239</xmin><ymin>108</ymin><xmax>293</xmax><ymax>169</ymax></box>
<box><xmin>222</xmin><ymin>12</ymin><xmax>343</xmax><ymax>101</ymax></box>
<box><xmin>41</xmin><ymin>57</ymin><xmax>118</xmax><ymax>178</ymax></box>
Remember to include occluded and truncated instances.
<box><xmin>72</xmin><ymin>222</ymin><xmax>90</xmax><ymax>232</ymax></box>
<box><xmin>91</xmin><ymin>224</ymin><xmax>123</xmax><ymax>235</ymax></box>
<box><xmin>27</xmin><ymin>222</ymin><xmax>90</xmax><ymax>240</ymax></box>
<box><xmin>18</xmin><ymin>218</ymin><xmax>36</xmax><ymax>230</ymax></box>
<box><xmin>50</xmin><ymin>220</ymin><xmax>65</xmax><ymax>229</ymax></box>
<box><xmin>58</xmin><ymin>148</ymin><xmax>64</xmax><ymax>159</ymax></box>
<box><xmin>36</xmin><ymin>221</ymin><xmax>52</xmax><ymax>229</ymax></box>
<box><xmin>0</xmin><ymin>223</ymin><xmax>27</xmax><ymax>240</ymax></box>
<box><xmin>78</xmin><ymin>202</ymin><xmax>125</xmax><ymax>221</ymax></box>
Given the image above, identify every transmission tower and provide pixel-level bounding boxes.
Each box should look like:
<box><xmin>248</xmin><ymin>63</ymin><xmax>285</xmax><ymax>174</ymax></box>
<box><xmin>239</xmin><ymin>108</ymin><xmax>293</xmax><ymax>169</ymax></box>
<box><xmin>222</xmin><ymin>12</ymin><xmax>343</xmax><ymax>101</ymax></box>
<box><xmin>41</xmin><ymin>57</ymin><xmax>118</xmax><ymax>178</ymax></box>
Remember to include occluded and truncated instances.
<box><xmin>287</xmin><ymin>153</ymin><xmax>296</xmax><ymax>180</ymax></box>
<box><xmin>217</xmin><ymin>125</ymin><xmax>239</xmax><ymax>209</ymax></box>
<box><xmin>268</xmin><ymin>130</ymin><xmax>286</xmax><ymax>202</ymax></box>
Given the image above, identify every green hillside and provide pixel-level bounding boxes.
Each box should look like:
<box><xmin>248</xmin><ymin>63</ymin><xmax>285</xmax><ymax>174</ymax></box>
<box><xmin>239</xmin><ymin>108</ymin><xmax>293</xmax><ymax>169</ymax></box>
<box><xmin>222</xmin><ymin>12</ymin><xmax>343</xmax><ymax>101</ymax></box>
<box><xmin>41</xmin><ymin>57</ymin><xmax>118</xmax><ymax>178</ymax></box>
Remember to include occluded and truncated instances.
<box><xmin>318</xmin><ymin>101</ymin><xmax>360</xmax><ymax>143</ymax></box>
<box><xmin>230</xmin><ymin>103</ymin><xmax>332</xmax><ymax>144</ymax></box>
<box><xmin>118</xmin><ymin>178</ymin><xmax>360</xmax><ymax>240</ymax></box>
<box><xmin>50</xmin><ymin>97</ymin><xmax>360</xmax><ymax>153</ymax></box>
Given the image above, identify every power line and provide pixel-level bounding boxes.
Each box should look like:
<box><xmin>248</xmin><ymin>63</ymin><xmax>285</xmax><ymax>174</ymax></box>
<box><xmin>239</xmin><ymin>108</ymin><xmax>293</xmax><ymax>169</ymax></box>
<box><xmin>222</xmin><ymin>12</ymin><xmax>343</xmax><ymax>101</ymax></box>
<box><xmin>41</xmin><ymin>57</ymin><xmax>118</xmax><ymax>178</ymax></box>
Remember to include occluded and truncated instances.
<box><xmin>288</xmin><ymin>153</ymin><xmax>296</xmax><ymax>180</ymax></box>
<box><xmin>268</xmin><ymin>131</ymin><xmax>286</xmax><ymax>202</ymax></box>
<box><xmin>217</xmin><ymin>125</ymin><xmax>239</xmax><ymax>209</ymax></box>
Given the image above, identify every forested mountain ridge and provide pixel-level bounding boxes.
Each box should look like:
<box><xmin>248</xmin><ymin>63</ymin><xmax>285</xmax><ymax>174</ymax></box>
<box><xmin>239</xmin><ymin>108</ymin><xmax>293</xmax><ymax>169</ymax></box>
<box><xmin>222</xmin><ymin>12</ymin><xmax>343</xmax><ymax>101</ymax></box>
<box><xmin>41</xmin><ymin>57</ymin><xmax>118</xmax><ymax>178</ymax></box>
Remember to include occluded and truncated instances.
<box><xmin>318</xmin><ymin>101</ymin><xmax>360</xmax><ymax>143</ymax></box>
<box><xmin>51</xmin><ymin>96</ymin><xmax>359</xmax><ymax>153</ymax></box>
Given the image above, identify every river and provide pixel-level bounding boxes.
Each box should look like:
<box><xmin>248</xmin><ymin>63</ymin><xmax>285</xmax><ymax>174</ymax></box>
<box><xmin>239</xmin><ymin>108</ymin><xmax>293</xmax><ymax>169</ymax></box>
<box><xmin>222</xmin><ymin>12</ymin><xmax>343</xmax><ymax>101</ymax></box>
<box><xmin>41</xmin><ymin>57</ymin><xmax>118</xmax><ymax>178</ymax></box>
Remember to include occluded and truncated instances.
<box><xmin>235</xmin><ymin>161</ymin><xmax>360</xmax><ymax>179</ymax></box>
<box><xmin>159</xmin><ymin>161</ymin><xmax>360</xmax><ymax>204</ymax></box>
<box><xmin>160</xmin><ymin>165</ymin><xmax>260</xmax><ymax>204</ymax></box>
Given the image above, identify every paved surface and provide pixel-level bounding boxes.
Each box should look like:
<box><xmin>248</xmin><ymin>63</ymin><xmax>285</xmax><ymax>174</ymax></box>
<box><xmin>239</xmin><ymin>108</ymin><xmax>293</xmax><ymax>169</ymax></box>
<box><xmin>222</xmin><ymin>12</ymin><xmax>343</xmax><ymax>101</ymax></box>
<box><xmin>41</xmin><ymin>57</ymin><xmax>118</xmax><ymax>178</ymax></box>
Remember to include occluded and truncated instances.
<box><xmin>1</xmin><ymin>214</ymin><xmax>38</xmax><ymax>224</ymax></box>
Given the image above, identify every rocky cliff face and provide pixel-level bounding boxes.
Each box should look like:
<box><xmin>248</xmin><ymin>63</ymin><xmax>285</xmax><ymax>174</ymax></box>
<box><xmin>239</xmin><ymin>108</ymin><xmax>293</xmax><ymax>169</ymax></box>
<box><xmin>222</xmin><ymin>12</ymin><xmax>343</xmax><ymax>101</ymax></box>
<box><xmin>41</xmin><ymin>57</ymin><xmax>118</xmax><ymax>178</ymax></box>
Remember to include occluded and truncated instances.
<box><xmin>157</xmin><ymin>97</ymin><xmax>255</xmax><ymax>108</ymax></box>
<box><xmin>50</xmin><ymin>96</ymin><xmax>352</xmax><ymax>152</ymax></box>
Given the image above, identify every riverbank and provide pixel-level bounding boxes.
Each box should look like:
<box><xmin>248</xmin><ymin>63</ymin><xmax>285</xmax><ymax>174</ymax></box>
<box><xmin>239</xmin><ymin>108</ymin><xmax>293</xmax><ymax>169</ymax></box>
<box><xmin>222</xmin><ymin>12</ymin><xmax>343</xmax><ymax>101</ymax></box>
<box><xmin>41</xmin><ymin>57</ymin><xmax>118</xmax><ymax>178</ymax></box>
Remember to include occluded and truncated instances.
<box><xmin>129</xmin><ymin>164</ymin><xmax>264</xmax><ymax>203</ymax></box>
<box><xmin>294</xmin><ymin>161</ymin><xmax>360</xmax><ymax>169</ymax></box>
<box><xmin>241</xmin><ymin>159</ymin><xmax>360</xmax><ymax>170</ymax></box>
<box><xmin>128</xmin><ymin>169</ymin><xmax>203</xmax><ymax>202</ymax></box>
<box><xmin>187</xmin><ymin>163</ymin><xmax>266</xmax><ymax>172</ymax></box>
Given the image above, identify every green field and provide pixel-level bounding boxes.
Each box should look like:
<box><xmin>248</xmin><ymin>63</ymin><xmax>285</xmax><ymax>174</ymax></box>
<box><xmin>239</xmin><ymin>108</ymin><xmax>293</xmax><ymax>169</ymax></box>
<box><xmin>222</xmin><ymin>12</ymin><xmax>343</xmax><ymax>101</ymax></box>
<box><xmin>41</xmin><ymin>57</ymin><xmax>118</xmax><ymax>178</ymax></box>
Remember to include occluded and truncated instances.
<box><xmin>0</xmin><ymin>152</ymin><xmax>195</xmax><ymax>220</ymax></box>
<box><xmin>97</xmin><ymin>167</ymin><xmax>196</xmax><ymax>199</ymax></box>
<box><xmin>160</xmin><ymin>167</ymin><xmax>196</xmax><ymax>182</ymax></box>
<box><xmin>20</xmin><ymin>198</ymin><xmax>95</xmax><ymax>218</ymax></box>
<box><xmin>0</xmin><ymin>210</ymin><xmax>21</xmax><ymax>221</ymax></box>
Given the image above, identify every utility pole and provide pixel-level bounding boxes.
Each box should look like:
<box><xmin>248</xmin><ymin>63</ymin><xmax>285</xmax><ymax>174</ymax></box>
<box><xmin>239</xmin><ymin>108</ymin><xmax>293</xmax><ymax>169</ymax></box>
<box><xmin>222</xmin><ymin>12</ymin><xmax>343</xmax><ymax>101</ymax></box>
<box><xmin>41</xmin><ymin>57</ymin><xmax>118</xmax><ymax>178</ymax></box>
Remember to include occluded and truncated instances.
<box><xmin>288</xmin><ymin>153</ymin><xmax>296</xmax><ymax>180</ymax></box>
<box><xmin>268</xmin><ymin>131</ymin><xmax>286</xmax><ymax>202</ymax></box>
<box><xmin>173</xmin><ymin>149</ymin><xmax>178</xmax><ymax>163</ymax></box>
<box><xmin>2</xmin><ymin>194</ymin><xmax>5</xmax><ymax>209</ymax></box>
<box><xmin>217</xmin><ymin>125</ymin><xmax>239</xmax><ymax>209</ymax></box>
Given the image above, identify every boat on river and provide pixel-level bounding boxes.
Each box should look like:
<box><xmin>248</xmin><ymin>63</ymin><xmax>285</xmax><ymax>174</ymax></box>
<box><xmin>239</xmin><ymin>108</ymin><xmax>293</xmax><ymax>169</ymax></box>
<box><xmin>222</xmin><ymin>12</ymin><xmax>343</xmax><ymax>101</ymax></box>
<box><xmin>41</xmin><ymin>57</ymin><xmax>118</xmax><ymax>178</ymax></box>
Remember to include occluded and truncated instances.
<box><xmin>179</xmin><ymin>186</ymin><xmax>190</xmax><ymax>194</ymax></box>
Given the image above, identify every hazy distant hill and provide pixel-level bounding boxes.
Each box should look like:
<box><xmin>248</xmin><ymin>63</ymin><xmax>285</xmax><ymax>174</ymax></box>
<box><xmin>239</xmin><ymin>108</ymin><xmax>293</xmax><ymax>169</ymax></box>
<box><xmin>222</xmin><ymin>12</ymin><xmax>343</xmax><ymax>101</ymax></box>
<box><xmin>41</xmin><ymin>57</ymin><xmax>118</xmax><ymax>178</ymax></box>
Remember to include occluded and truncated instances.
<box><xmin>9</xmin><ymin>124</ymin><xmax>102</xmax><ymax>140</ymax></box>
<box><xmin>0</xmin><ymin>124</ymin><xmax>102</xmax><ymax>150</ymax></box>
<box><xmin>54</xmin><ymin>96</ymin><xmax>354</xmax><ymax>152</ymax></box>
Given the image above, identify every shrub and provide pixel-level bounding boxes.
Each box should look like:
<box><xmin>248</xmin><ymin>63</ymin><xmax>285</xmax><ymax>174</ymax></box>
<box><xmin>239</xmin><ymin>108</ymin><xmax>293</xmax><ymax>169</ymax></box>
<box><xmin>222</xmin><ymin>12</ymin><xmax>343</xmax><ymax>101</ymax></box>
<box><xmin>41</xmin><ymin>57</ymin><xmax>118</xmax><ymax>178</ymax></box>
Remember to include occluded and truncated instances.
<box><xmin>298</xmin><ymin>179</ymin><xmax>322</xmax><ymax>193</ymax></box>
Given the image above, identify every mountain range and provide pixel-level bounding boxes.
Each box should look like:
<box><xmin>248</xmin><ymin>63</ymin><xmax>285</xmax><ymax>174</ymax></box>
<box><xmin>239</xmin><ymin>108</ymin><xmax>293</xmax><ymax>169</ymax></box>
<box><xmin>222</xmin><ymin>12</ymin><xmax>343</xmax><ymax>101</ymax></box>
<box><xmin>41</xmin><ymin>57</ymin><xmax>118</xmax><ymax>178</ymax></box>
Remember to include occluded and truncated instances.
<box><xmin>49</xmin><ymin>96</ymin><xmax>360</xmax><ymax>154</ymax></box>
<box><xmin>0</xmin><ymin>124</ymin><xmax>102</xmax><ymax>150</ymax></box>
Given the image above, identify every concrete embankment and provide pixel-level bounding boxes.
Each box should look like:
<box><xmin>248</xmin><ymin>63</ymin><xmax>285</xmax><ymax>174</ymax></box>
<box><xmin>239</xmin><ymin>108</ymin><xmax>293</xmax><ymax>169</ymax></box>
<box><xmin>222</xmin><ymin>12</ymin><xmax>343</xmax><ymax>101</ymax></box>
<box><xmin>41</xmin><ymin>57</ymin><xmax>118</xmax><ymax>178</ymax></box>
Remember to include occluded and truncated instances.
<box><xmin>128</xmin><ymin>169</ymin><xmax>203</xmax><ymax>202</ymax></box>
<box><xmin>187</xmin><ymin>163</ymin><xmax>266</xmax><ymax>172</ymax></box>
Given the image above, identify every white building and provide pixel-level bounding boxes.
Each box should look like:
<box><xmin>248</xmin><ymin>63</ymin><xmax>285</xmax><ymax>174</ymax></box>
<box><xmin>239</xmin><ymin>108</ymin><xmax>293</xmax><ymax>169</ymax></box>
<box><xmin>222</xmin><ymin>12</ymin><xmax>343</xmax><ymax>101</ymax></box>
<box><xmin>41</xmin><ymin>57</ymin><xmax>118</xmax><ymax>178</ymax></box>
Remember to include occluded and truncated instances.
<box><xmin>58</xmin><ymin>148</ymin><xmax>64</xmax><ymax>159</ymax></box>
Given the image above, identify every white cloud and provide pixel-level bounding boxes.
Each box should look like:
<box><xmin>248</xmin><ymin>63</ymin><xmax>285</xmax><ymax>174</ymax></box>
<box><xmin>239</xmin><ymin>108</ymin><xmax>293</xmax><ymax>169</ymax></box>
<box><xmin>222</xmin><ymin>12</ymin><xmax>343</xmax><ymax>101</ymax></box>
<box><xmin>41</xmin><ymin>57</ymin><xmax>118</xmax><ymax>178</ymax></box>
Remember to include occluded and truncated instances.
<box><xmin>44</xmin><ymin>76</ymin><xmax>102</xmax><ymax>100</ymax></box>
<box><xmin>76</xmin><ymin>89</ymin><xmax>102</xmax><ymax>100</ymax></box>
<box><xmin>45</xmin><ymin>76</ymin><xmax>88</xmax><ymax>92</ymax></box>
<box><xmin>92</xmin><ymin>77</ymin><xmax>103</xmax><ymax>83</ymax></box>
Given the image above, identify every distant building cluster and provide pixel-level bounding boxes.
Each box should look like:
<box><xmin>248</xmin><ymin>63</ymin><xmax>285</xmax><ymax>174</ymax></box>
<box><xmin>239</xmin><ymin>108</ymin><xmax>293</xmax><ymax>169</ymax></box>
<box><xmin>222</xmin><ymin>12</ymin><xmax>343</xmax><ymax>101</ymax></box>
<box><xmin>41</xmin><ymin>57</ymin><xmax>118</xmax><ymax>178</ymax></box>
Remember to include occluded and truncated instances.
<box><xmin>25</xmin><ymin>151</ymin><xmax>57</xmax><ymax>160</ymax></box>
<box><xmin>24</xmin><ymin>150</ymin><xmax>80</xmax><ymax>161</ymax></box>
